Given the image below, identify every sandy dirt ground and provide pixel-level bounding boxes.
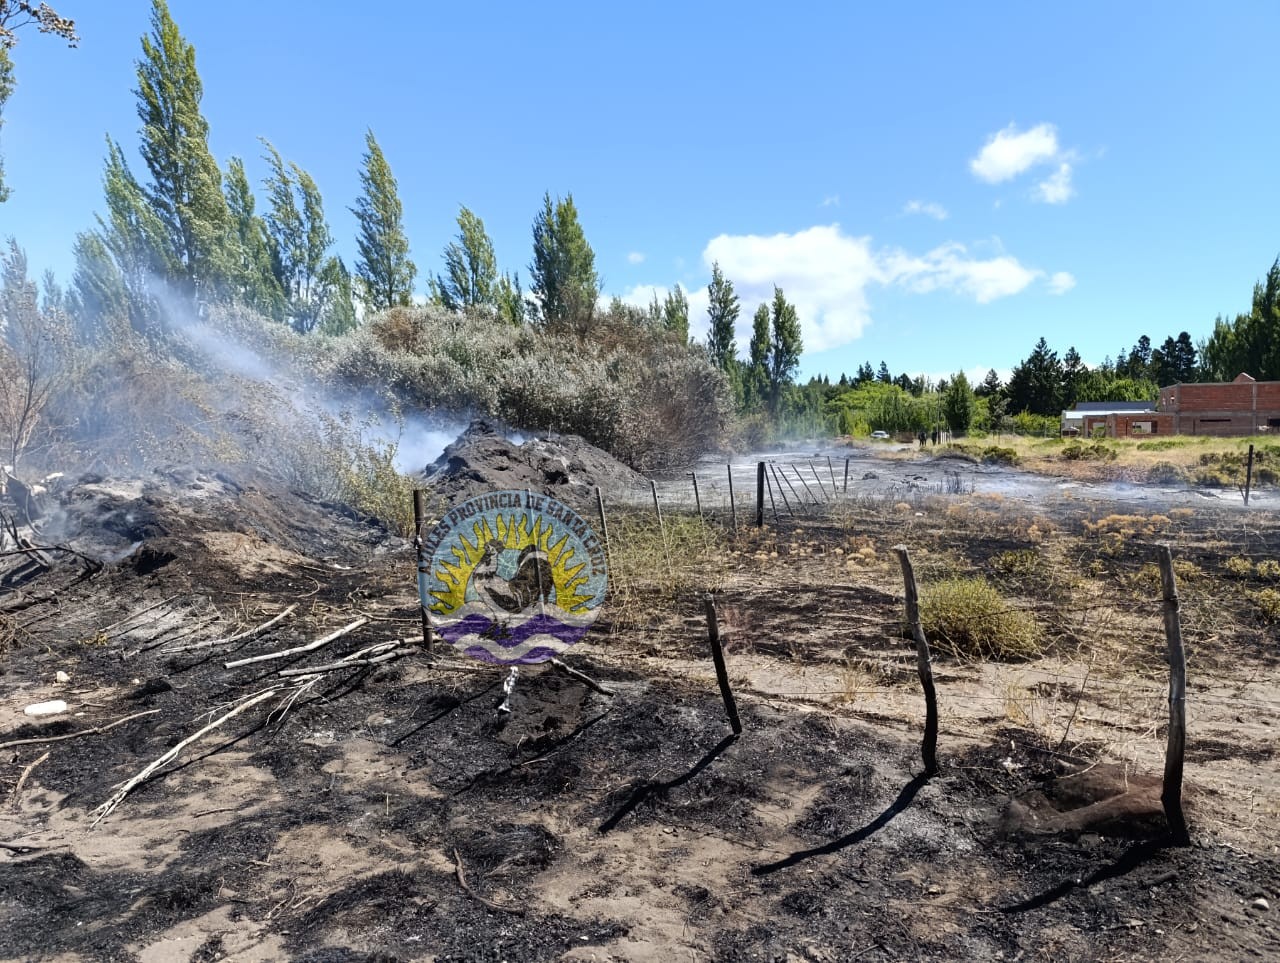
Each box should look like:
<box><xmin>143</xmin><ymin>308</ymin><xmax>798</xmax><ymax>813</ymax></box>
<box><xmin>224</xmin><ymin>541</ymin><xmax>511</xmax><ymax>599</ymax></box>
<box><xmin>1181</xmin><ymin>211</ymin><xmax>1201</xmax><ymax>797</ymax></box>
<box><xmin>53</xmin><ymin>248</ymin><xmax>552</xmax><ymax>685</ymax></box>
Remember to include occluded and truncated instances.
<box><xmin>1</xmin><ymin>452</ymin><xmax>1277</xmax><ymax>962</ymax></box>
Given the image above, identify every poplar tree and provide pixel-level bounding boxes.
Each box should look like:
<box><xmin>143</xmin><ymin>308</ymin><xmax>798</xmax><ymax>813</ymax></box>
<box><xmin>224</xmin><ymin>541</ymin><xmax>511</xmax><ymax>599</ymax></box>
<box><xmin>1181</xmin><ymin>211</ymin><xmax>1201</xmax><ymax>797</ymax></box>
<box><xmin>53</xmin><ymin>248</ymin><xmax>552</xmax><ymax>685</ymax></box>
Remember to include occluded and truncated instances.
<box><xmin>352</xmin><ymin>129</ymin><xmax>415</xmax><ymax>311</ymax></box>
<box><xmin>529</xmin><ymin>192</ymin><xmax>599</xmax><ymax>332</ymax></box>
<box><xmin>134</xmin><ymin>0</ymin><xmax>231</xmax><ymax>301</ymax></box>
<box><xmin>767</xmin><ymin>286</ymin><xmax>803</xmax><ymax>416</ymax></box>
<box><xmin>224</xmin><ymin>156</ymin><xmax>282</xmax><ymax>319</ymax></box>
<box><xmin>662</xmin><ymin>284</ymin><xmax>689</xmax><ymax>341</ymax></box>
<box><xmin>94</xmin><ymin>137</ymin><xmax>170</xmax><ymax>331</ymax></box>
<box><xmin>745</xmin><ymin>302</ymin><xmax>770</xmax><ymax>410</ymax></box>
<box><xmin>705</xmin><ymin>262</ymin><xmax>739</xmax><ymax>371</ymax></box>
<box><xmin>261</xmin><ymin>140</ymin><xmax>348</xmax><ymax>333</ymax></box>
<box><xmin>432</xmin><ymin>205</ymin><xmax>496</xmax><ymax>312</ymax></box>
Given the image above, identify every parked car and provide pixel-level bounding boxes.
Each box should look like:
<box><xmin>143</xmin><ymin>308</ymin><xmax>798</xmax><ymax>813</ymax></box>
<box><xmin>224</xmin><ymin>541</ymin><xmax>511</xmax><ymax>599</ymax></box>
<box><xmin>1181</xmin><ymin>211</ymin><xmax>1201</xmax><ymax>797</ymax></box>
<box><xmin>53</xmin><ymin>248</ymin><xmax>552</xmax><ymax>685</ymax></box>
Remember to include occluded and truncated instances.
<box><xmin>870</xmin><ymin>430</ymin><xmax>890</xmax><ymax>440</ymax></box>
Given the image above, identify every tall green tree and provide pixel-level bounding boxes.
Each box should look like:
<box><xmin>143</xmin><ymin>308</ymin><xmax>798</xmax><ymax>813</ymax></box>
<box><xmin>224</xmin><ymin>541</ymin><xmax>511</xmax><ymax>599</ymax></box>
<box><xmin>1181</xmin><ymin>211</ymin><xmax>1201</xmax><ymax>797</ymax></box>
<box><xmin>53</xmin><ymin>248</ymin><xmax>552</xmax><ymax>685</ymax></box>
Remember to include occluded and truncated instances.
<box><xmin>1200</xmin><ymin>258</ymin><xmax>1280</xmax><ymax>382</ymax></box>
<box><xmin>68</xmin><ymin>230</ymin><xmax>127</xmax><ymax>337</ymax></box>
<box><xmin>705</xmin><ymin>262</ymin><xmax>738</xmax><ymax>370</ymax></box>
<box><xmin>767</xmin><ymin>286</ymin><xmax>803</xmax><ymax>416</ymax></box>
<box><xmin>494</xmin><ymin>271</ymin><xmax>524</xmax><ymax>325</ymax></box>
<box><xmin>1006</xmin><ymin>337</ymin><xmax>1064</xmax><ymax>415</ymax></box>
<box><xmin>662</xmin><ymin>284</ymin><xmax>689</xmax><ymax>341</ymax></box>
<box><xmin>134</xmin><ymin>0</ymin><xmax>231</xmax><ymax>301</ymax></box>
<box><xmin>352</xmin><ymin>129</ymin><xmax>415</xmax><ymax>311</ymax></box>
<box><xmin>529</xmin><ymin>192</ymin><xmax>599</xmax><ymax>332</ymax></box>
<box><xmin>223</xmin><ymin>155</ymin><xmax>282</xmax><ymax>318</ymax></box>
<box><xmin>744</xmin><ymin>302</ymin><xmax>770</xmax><ymax>410</ymax></box>
<box><xmin>95</xmin><ymin>137</ymin><xmax>171</xmax><ymax>331</ymax></box>
<box><xmin>940</xmin><ymin>370</ymin><xmax>976</xmax><ymax>435</ymax></box>
<box><xmin>432</xmin><ymin>205</ymin><xmax>496</xmax><ymax>312</ymax></box>
<box><xmin>261</xmin><ymin>141</ymin><xmax>348</xmax><ymax>333</ymax></box>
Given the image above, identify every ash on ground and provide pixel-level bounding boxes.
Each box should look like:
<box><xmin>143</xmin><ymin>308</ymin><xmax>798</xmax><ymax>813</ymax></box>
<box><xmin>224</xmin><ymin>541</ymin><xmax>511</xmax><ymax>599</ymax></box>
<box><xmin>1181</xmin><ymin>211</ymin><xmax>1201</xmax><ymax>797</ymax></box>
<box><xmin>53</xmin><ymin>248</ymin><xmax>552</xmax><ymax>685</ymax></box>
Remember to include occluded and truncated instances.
<box><xmin>421</xmin><ymin>420</ymin><xmax>646</xmax><ymax>507</ymax></box>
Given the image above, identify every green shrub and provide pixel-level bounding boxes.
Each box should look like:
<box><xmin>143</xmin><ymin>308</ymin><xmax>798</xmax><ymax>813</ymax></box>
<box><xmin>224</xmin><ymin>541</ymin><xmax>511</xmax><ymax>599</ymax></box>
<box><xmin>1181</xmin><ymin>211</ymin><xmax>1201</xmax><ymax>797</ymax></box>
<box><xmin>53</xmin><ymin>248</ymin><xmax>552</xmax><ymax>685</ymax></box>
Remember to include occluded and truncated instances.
<box><xmin>1251</xmin><ymin>589</ymin><xmax>1280</xmax><ymax>622</ymax></box>
<box><xmin>1147</xmin><ymin>461</ymin><xmax>1186</xmax><ymax>483</ymax></box>
<box><xmin>1136</xmin><ymin>439</ymin><xmax>1180</xmax><ymax>451</ymax></box>
<box><xmin>919</xmin><ymin>577</ymin><xmax>1042</xmax><ymax>660</ymax></box>
<box><xmin>979</xmin><ymin>446</ymin><xmax>1019</xmax><ymax>466</ymax></box>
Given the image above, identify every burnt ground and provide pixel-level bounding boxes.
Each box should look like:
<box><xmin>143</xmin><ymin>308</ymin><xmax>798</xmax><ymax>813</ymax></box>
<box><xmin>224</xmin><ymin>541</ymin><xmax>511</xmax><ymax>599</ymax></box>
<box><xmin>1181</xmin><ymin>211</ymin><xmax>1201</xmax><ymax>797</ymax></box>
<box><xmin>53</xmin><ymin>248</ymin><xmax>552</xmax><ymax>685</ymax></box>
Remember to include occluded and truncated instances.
<box><xmin>1</xmin><ymin>464</ymin><xmax>1278</xmax><ymax>962</ymax></box>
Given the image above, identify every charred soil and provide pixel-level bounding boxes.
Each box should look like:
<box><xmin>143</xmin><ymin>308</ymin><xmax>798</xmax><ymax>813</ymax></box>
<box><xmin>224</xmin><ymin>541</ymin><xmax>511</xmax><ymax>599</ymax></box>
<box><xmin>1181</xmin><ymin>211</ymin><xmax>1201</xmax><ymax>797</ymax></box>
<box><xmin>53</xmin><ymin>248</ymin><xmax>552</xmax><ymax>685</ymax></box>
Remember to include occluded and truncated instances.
<box><xmin>1</xmin><ymin>460</ymin><xmax>1278</xmax><ymax>962</ymax></box>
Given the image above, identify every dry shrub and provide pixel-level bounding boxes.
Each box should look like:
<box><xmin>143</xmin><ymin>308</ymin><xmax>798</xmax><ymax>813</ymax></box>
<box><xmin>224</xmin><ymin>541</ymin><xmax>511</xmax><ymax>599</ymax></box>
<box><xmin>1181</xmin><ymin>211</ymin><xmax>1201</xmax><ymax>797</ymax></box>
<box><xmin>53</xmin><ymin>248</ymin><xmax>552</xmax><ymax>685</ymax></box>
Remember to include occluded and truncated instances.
<box><xmin>1257</xmin><ymin>559</ymin><xmax>1280</xmax><ymax>580</ymax></box>
<box><xmin>1250</xmin><ymin>589</ymin><xmax>1280</xmax><ymax>622</ymax></box>
<box><xmin>992</xmin><ymin>549</ymin><xmax>1042</xmax><ymax>581</ymax></box>
<box><xmin>1083</xmin><ymin>513</ymin><xmax>1172</xmax><ymax>537</ymax></box>
<box><xmin>1168</xmin><ymin>507</ymin><xmax>1195</xmax><ymax>521</ymax></box>
<box><xmin>919</xmin><ymin>577</ymin><xmax>1042</xmax><ymax>661</ymax></box>
<box><xmin>1225</xmin><ymin>556</ymin><xmax>1255</xmax><ymax>579</ymax></box>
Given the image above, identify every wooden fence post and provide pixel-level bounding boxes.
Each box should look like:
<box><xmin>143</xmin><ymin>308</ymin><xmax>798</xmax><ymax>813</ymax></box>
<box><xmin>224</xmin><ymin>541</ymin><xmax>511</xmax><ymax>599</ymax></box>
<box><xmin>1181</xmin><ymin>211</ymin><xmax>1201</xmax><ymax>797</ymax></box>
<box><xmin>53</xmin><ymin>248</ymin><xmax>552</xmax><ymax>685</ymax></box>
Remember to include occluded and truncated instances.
<box><xmin>727</xmin><ymin>465</ymin><xmax>738</xmax><ymax>531</ymax></box>
<box><xmin>412</xmin><ymin>490</ymin><xmax>433</xmax><ymax>651</ymax></box>
<box><xmin>843</xmin><ymin>457</ymin><xmax>851</xmax><ymax>493</ymax></box>
<box><xmin>768</xmin><ymin>464</ymin><xmax>794</xmax><ymax>517</ymax></box>
<box><xmin>827</xmin><ymin>456</ymin><xmax>838</xmax><ymax>495</ymax></box>
<box><xmin>1244</xmin><ymin>444</ymin><xmax>1255</xmax><ymax>506</ymax></box>
<box><xmin>894</xmin><ymin>545</ymin><xmax>939</xmax><ymax>776</ymax></box>
<box><xmin>690</xmin><ymin>472</ymin><xmax>704</xmax><ymax>524</ymax></box>
<box><xmin>809</xmin><ymin>463</ymin><xmax>829</xmax><ymax>501</ymax></box>
<box><xmin>1157</xmin><ymin>544</ymin><xmax>1191</xmax><ymax>846</ymax></box>
<box><xmin>755</xmin><ymin>462</ymin><xmax>765</xmax><ymax>528</ymax></box>
<box><xmin>704</xmin><ymin>595</ymin><xmax>743</xmax><ymax>735</ymax></box>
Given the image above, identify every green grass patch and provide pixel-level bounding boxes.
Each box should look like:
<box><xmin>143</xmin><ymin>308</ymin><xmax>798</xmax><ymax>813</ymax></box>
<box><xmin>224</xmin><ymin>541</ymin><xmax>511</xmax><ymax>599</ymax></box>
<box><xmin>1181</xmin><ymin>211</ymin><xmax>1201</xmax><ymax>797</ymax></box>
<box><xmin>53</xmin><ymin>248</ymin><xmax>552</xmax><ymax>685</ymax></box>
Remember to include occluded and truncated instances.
<box><xmin>919</xmin><ymin>577</ymin><xmax>1042</xmax><ymax>660</ymax></box>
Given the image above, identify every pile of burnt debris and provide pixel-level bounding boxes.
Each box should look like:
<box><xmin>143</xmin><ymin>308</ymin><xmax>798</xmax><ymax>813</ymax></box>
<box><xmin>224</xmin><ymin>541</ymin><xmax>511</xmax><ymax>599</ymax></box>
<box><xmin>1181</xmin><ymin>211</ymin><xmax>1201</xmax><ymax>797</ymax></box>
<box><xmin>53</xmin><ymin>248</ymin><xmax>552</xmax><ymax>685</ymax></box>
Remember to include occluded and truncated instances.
<box><xmin>420</xmin><ymin>420</ymin><xmax>647</xmax><ymax>508</ymax></box>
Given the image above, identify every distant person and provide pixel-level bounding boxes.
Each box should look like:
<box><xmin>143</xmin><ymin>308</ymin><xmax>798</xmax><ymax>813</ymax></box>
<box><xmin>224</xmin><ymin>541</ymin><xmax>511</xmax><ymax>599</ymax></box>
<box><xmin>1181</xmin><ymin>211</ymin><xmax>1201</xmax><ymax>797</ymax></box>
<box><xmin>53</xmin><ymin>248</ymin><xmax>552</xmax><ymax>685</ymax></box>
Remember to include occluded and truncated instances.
<box><xmin>918</xmin><ymin>431</ymin><xmax>927</xmax><ymax>449</ymax></box>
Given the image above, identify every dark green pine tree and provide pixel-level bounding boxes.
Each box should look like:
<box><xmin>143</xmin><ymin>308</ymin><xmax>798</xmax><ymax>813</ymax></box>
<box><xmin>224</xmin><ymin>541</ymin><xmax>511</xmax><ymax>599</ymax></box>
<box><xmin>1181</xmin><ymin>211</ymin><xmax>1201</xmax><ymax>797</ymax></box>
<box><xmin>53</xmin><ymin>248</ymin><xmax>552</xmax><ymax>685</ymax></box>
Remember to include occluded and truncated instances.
<box><xmin>352</xmin><ymin>129</ymin><xmax>415</xmax><ymax>311</ymax></box>
<box><xmin>1006</xmin><ymin>337</ymin><xmax>1064</xmax><ymax>415</ymax></box>
<box><xmin>134</xmin><ymin>0</ymin><xmax>232</xmax><ymax>302</ymax></box>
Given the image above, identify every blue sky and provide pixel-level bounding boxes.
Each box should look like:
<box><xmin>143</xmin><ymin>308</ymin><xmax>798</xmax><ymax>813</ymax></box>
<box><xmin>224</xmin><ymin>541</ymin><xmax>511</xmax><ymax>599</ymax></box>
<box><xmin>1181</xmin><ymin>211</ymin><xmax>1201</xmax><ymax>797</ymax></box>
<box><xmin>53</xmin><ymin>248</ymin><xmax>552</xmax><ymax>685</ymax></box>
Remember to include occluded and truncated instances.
<box><xmin>2</xmin><ymin>1</ymin><xmax>1277</xmax><ymax>383</ymax></box>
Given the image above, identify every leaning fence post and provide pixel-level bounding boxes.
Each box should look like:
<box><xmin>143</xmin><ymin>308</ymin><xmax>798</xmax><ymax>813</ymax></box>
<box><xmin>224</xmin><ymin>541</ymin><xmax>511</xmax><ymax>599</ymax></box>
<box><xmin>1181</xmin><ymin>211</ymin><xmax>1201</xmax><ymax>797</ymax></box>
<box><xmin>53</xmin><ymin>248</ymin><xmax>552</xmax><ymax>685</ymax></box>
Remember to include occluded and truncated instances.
<box><xmin>704</xmin><ymin>594</ymin><xmax>743</xmax><ymax>735</ymax></box>
<box><xmin>1244</xmin><ymin>444</ymin><xmax>1255</xmax><ymax>506</ymax></box>
<box><xmin>827</xmin><ymin>456</ymin><xmax>837</xmax><ymax>495</ymax></box>
<box><xmin>690</xmin><ymin>472</ymin><xmax>704</xmax><ymax>524</ymax></box>
<box><xmin>727</xmin><ymin>465</ymin><xmax>737</xmax><ymax>531</ymax></box>
<box><xmin>893</xmin><ymin>546</ymin><xmax>939</xmax><ymax>776</ymax></box>
<box><xmin>755</xmin><ymin>462</ymin><xmax>766</xmax><ymax>528</ymax></box>
<box><xmin>651</xmin><ymin>480</ymin><xmax>672</xmax><ymax>579</ymax></box>
<box><xmin>412</xmin><ymin>490</ymin><xmax>433</xmax><ymax>652</ymax></box>
<box><xmin>768</xmin><ymin>465</ymin><xmax>794</xmax><ymax>517</ymax></box>
<box><xmin>1157</xmin><ymin>544</ymin><xmax>1191</xmax><ymax>846</ymax></box>
<box><xmin>595</xmin><ymin>486</ymin><xmax>613</xmax><ymax>575</ymax></box>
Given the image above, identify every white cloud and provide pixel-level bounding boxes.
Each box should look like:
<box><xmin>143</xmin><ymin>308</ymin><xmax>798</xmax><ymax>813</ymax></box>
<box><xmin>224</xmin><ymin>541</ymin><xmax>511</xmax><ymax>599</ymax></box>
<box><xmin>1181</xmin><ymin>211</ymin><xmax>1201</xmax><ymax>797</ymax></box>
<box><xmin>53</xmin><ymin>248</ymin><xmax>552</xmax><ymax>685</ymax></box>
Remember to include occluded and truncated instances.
<box><xmin>1048</xmin><ymin>271</ymin><xmax>1077</xmax><ymax>295</ymax></box>
<box><xmin>703</xmin><ymin>225</ymin><xmax>882</xmax><ymax>353</ymax></box>
<box><xmin>970</xmin><ymin>122</ymin><xmax>1060</xmax><ymax>183</ymax></box>
<box><xmin>883</xmin><ymin>242</ymin><xmax>1042</xmax><ymax>304</ymax></box>
<box><xmin>627</xmin><ymin>251</ymin><xmax>645</xmax><ymax>264</ymax></box>
<box><xmin>1035</xmin><ymin>162</ymin><xmax>1074</xmax><ymax>204</ymax></box>
<box><xmin>903</xmin><ymin>199</ymin><xmax>948</xmax><ymax>220</ymax></box>
<box><xmin>820</xmin><ymin>194</ymin><xmax>841</xmax><ymax>208</ymax></box>
<box><xmin>611</xmin><ymin>225</ymin><xmax>1065</xmax><ymax>355</ymax></box>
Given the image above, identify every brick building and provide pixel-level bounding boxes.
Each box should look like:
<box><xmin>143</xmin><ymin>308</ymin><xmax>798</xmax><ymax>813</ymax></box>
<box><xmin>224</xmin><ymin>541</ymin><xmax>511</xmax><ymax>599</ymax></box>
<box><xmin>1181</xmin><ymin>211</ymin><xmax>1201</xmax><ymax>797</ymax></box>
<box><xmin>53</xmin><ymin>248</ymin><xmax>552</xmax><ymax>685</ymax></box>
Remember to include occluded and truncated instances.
<box><xmin>1158</xmin><ymin>373</ymin><xmax>1280</xmax><ymax>436</ymax></box>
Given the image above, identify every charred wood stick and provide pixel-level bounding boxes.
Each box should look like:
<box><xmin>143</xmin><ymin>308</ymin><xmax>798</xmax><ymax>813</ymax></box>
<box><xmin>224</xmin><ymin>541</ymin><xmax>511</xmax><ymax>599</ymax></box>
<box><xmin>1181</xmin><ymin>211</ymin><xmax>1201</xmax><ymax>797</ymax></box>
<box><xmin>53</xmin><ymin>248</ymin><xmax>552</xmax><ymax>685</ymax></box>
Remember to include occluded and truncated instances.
<box><xmin>549</xmin><ymin>657</ymin><xmax>613</xmax><ymax>696</ymax></box>
<box><xmin>92</xmin><ymin>688</ymin><xmax>281</xmax><ymax>826</ymax></box>
<box><xmin>704</xmin><ymin>595</ymin><xmax>743</xmax><ymax>735</ymax></box>
<box><xmin>0</xmin><ymin>708</ymin><xmax>161</xmax><ymax>751</ymax></box>
<box><xmin>453</xmin><ymin>847</ymin><xmax>526</xmax><ymax>915</ymax></box>
<box><xmin>894</xmin><ymin>546</ymin><xmax>939</xmax><ymax>776</ymax></box>
<box><xmin>224</xmin><ymin>617</ymin><xmax>369</xmax><ymax>669</ymax></box>
<box><xmin>10</xmin><ymin>750</ymin><xmax>50</xmax><ymax>807</ymax></box>
<box><xmin>275</xmin><ymin>648</ymin><xmax>409</xmax><ymax>678</ymax></box>
<box><xmin>97</xmin><ymin>595</ymin><xmax>181</xmax><ymax>635</ymax></box>
<box><xmin>164</xmin><ymin>604</ymin><xmax>297</xmax><ymax>653</ymax></box>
